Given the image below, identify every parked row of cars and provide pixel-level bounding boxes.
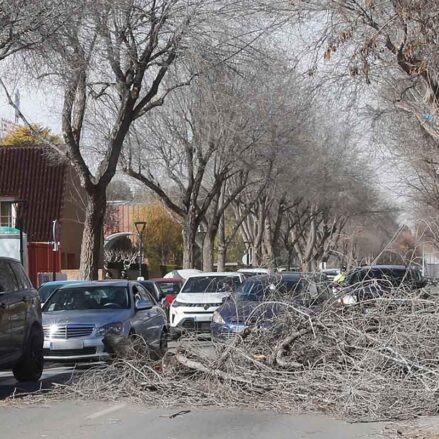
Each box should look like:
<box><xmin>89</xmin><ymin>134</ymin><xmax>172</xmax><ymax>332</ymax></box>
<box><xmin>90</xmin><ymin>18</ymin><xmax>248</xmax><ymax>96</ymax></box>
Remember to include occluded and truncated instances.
<box><xmin>0</xmin><ymin>256</ymin><xmax>427</xmax><ymax>382</ymax></box>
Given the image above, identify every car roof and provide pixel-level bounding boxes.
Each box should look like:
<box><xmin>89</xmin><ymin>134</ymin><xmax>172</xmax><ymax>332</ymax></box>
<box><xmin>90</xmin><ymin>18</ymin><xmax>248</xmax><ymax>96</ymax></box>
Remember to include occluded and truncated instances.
<box><xmin>187</xmin><ymin>272</ymin><xmax>241</xmax><ymax>278</ymax></box>
<box><xmin>41</xmin><ymin>280</ymin><xmax>86</xmax><ymax>287</ymax></box>
<box><xmin>0</xmin><ymin>257</ymin><xmax>21</xmax><ymax>263</ymax></box>
<box><xmin>353</xmin><ymin>265</ymin><xmax>409</xmax><ymax>271</ymax></box>
<box><xmin>57</xmin><ymin>280</ymin><xmax>132</xmax><ymax>289</ymax></box>
<box><xmin>151</xmin><ymin>277</ymin><xmax>182</xmax><ymax>282</ymax></box>
<box><xmin>238</xmin><ymin>268</ymin><xmax>270</xmax><ymax>273</ymax></box>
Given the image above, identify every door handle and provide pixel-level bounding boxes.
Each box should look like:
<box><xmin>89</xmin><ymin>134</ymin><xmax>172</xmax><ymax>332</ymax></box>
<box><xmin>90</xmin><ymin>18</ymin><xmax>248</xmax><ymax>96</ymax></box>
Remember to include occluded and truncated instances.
<box><xmin>0</xmin><ymin>303</ymin><xmax>6</xmax><ymax>309</ymax></box>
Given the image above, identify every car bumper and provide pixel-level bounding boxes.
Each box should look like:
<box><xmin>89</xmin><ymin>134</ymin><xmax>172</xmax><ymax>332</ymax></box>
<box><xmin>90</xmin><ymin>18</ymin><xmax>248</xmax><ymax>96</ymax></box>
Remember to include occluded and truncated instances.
<box><xmin>211</xmin><ymin>322</ymin><xmax>248</xmax><ymax>340</ymax></box>
<box><xmin>170</xmin><ymin>307</ymin><xmax>218</xmax><ymax>333</ymax></box>
<box><xmin>43</xmin><ymin>337</ymin><xmax>110</xmax><ymax>361</ymax></box>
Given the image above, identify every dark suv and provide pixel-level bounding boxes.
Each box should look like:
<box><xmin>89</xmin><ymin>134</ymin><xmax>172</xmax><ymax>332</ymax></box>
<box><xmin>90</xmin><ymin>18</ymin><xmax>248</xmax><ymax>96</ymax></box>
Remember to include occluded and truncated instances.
<box><xmin>337</xmin><ymin>264</ymin><xmax>426</xmax><ymax>305</ymax></box>
<box><xmin>0</xmin><ymin>257</ymin><xmax>44</xmax><ymax>381</ymax></box>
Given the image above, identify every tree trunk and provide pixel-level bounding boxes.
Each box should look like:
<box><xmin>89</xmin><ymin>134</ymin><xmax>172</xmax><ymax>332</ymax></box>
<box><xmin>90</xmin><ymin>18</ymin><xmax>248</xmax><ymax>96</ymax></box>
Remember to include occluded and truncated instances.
<box><xmin>79</xmin><ymin>188</ymin><xmax>107</xmax><ymax>280</ymax></box>
<box><xmin>202</xmin><ymin>231</ymin><xmax>215</xmax><ymax>272</ymax></box>
<box><xmin>217</xmin><ymin>211</ymin><xmax>226</xmax><ymax>272</ymax></box>
<box><xmin>182</xmin><ymin>225</ymin><xmax>196</xmax><ymax>269</ymax></box>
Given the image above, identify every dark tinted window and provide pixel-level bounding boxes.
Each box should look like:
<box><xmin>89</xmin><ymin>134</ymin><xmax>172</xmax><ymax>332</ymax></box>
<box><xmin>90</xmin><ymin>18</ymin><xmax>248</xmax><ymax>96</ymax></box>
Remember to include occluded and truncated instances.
<box><xmin>11</xmin><ymin>262</ymin><xmax>32</xmax><ymax>290</ymax></box>
<box><xmin>0</xmin><ymin>260</ymin><xmax>19</xmax><ymax>293</ymax></box>
<box><xmin>39</xmin><ymin>284</ymin><xmax>60</xmax><ymax>303</ymax></box>
<box><xmin>134</xmin><ymin>284</ymin><xmax>157</xmax><ymax>305</ymax></box>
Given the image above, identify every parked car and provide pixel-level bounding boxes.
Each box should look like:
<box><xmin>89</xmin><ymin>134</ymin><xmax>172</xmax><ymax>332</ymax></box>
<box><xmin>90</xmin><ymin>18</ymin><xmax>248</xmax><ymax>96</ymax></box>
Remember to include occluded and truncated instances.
<box><xmin>38</xmin><ymin>280</ymin><xmax>86</xmax><ymax>306</ymax></box>
<box><xmin>336</xmin><ymin>265</ymin><xmax>426</xmax><ymax>305</ymax></box>
<box><xmin>164</xmin><ymin>269</ymin><xmax>202</xmax><ymax>280</ymax></box>
<box><xmin>169</xmin><ymin>272</ymin><xmax>244</xmax><ymax>338</ymax></box>
<box><xmin>0</xmin><ymin>257</ymin><xmax>44</xmax><ymax>381</ymax></box>
<box><xmin>211</xmin><ymin>273</ymin><xmax>330</xmax><ymax>340</ymax></box>
<box><xmin>150</xmin><ymin>277</ymin><xmax>183</xmax><ymax>318</ymax></box>
<box><xmin>42</xmin><ymin>280</ymin><xmax>168</xmax><ymax>361</ymax></box>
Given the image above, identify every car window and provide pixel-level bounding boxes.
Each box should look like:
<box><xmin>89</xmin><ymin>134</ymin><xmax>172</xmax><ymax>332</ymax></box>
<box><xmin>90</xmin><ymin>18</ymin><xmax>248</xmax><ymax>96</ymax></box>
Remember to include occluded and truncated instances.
<box><xmin>39</xmin><ymin>284</ymin><xmax>59</xmax><ymax>303</ymax></box>
<box><xmin>43</xmin><ymin>286</ymin><xmax>130</xmax><ymax>311</ymax></box>
<box><xmin>11</xmin><ymin>262</ymin><xmax>33</xmax><ymax>290</ymax></box>
<box><xmin>157</xmin><ymin>282</ymin><xmax>181</xmax><ymax>294</ymax></box>
<box><xmin>134</xmin><ymin>284</ymin><xmax>157</xmax><ymax>305</ymax></box>
<box><xmin>0</xmin><ymin>260</ymin><xmax>19</xmax><ymax>293</ymax></box>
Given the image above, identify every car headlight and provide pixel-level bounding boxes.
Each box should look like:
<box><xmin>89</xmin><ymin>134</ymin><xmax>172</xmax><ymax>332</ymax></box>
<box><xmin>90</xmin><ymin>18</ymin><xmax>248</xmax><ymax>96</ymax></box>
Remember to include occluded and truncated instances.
<box><xmin>96</xmin><ymin>322</ymin><xmax>123</xmax><ymax>336</ymax></box>
<box><xmin>339</xmin><ymin>294</ymin><xmax>357</xmax><ymax>305</ymax></box>
<box><xmin>212</xmin><ymin>311</ymin><xmax>225</xmax><ymax>324</ymax></box>
<box><xmin>172</xmin><ymin>300</ymin><xmax>184</xmax><ymax>308</ymax></box>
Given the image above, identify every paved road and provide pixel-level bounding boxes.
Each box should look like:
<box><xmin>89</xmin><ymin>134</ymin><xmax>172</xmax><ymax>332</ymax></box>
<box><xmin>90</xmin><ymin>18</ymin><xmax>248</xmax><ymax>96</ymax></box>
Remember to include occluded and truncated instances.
<box><xmin>0</xmin><ymin>400</ymin><xmax>387</xmax><ymax>439</ymax></box>
<box><xmin>0</xmin><ymin>362</ymin><xmax>90</xmax><ymax>399</ymax></box>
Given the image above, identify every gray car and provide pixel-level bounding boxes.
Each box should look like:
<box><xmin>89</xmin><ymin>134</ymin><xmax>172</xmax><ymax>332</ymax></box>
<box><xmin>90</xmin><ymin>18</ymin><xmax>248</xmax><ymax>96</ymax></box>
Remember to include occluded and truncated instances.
<box><xmin>42</xmin><ymin>280</ymin><xmax>167</xmax><ymax>361</ymax></box>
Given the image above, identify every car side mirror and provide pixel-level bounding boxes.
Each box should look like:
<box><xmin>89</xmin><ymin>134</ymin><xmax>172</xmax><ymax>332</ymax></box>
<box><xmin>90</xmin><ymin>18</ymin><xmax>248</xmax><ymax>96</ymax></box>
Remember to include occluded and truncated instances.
<box><xmin>135</xmin><ymin>299</ymin><xmax>153</xmax><ymax>311</ymax></box>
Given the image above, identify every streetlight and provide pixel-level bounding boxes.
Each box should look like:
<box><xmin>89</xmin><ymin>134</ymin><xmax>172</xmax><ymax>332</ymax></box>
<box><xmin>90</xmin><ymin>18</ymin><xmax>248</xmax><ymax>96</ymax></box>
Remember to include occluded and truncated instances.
<box><xmin>134</xmin><ymin>221</ymin><xmax>146</xmax><ymax>279</ymax></box>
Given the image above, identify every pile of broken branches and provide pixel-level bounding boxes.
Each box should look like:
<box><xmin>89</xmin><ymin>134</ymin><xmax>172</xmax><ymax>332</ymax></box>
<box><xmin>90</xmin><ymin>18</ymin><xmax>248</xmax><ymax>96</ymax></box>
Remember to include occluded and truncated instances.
<box><xmin>43</xmin><ymin>287</ymin><xmax>439</xmax><ymax>422</ymax></box>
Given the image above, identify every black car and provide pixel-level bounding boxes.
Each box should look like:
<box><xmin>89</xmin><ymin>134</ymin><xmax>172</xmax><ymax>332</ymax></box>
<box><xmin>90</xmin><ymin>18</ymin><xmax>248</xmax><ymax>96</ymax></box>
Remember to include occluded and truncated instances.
<box><xmin>337</xmin><ymin>264</ymin><xmax>426</xmax><ymax>305</ymax></box>
<box><xmin>0</xmin><ymin>257</ymin><xmax>44</xmax><ymax>381</ymax></box>
<box><xmin>211</xmin><ymin>273</ymin><xmax>330</xmax><ymax>339</ymax></box>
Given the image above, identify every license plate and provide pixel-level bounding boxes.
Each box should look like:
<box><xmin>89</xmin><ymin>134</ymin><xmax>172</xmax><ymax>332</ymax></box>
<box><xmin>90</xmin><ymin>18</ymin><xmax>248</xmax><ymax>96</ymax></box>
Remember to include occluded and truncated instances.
<box><xmin>50</xmin><ymin>340</ymin><xmax>84</xmax><ymax>350</ymax></box>
<box><xmin>232</xmin><ymin>324</ymin><xmax>247</xmax><ymax>333</ymax></box>
<box><xmin>194</xmin><ymin>315</ymin><xmax>211</xmax><ymax>322</ymax></box>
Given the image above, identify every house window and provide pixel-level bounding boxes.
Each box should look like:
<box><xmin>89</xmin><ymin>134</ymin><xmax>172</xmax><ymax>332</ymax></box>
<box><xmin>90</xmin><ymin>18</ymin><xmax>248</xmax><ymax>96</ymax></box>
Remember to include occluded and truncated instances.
<box><xmin>0</xmin><ymin>200</ymin><xmax>16</xmax><ymax>227</ymax></box>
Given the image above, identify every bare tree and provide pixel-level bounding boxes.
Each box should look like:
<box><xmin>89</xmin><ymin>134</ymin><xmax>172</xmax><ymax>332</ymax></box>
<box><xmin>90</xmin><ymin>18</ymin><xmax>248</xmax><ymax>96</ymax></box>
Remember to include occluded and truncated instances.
<box><xmin>125</xmin><ymin>58</ymin><xmax>292</xmax><ymax>269</ymax></box>
<box><xmin>0</xmin><ymin>0</ymin><xmax>62</xmax><ymax>62</ymax></box>
<box><xmin>31</xmin><ymin>0</ymin><xmax>237</xmax><ymax>279</ymax></box>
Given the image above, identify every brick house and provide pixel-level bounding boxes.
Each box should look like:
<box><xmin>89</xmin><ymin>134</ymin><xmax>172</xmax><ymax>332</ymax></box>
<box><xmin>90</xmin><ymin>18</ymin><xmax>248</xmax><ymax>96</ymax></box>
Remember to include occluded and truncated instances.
<box><xmin>0</xmin><ymin>145</ymin><xmax>85</xmax><ymax>286</ymax></box>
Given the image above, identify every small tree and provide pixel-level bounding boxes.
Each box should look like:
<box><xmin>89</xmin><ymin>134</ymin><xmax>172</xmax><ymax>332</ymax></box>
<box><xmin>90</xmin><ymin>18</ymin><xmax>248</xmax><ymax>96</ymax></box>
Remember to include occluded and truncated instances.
<box><xmin>2</xmin><ymin>124</ymin><xmax>61</xmax><ymax>146</ymax></box>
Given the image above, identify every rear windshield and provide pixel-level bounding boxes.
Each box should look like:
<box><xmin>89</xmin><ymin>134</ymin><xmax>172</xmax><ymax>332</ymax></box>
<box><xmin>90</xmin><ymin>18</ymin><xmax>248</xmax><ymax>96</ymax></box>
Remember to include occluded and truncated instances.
<box><xmin>157</xmin><ymin>281</ymin><xmax>181</xmax><ymax>294</ymax></box>
<box><xmin>43</xmin><ymin>286</ymin><xmax>130</xmax><ymax>311</ymax></box>
<box><xmin>236</xmin><ymin>276</ymin><xmax>328</xmax><ymax>304</ymax></box>
<box><xmin>182</xmin><ymin>276</ymin><xmax>241</xmax><ymax>293</ymax></box>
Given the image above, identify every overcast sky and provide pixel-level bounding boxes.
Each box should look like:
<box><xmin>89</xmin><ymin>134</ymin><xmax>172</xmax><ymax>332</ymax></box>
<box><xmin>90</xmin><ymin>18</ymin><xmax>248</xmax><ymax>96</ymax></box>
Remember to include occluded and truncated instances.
<box><xmin>0</xmin><ymin>81</ymin><xmax>62</xmax><ymax>133</ymax></box>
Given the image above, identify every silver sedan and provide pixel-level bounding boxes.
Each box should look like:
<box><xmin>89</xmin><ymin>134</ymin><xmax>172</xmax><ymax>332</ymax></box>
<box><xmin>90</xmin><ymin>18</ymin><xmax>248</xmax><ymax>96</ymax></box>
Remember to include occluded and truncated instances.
<box><xmin>42</xmin><ymin>281</ymin><xmax>168</xmax><ymax>361</ymax></box>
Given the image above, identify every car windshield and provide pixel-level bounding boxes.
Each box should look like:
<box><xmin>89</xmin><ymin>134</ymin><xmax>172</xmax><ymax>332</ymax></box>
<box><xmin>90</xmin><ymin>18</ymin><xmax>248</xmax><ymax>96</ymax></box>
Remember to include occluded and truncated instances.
<box><xmin>43</xmin><ymin>286</ymin><xmax>130</xmax><ymax>311</ymax></box>
<box><xmin>182</xmin><ymin>276</ymin><xmax>240</xmax><ymax>293</ymax></box>
<box><xmin>157</xmin><ymin>282</ymin><xmax>181</xmax><ymax>294</ymax></box>
<box><xmin>39</xmin><ymin>284</ymin><xmax>59</xmax><ymax>303</ymax></box>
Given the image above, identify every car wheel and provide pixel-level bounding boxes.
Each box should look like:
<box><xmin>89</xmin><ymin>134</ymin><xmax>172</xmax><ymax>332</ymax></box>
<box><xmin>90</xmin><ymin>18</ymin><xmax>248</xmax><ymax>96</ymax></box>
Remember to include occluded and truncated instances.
<box><xmin>151</xmin><ymin>330</ymin><xmax>168</xmax><ymax>360</ymax></box>
<box><xmin>13</xmin><ymin>326</ymin><xmax>44</xmax><ymax>382</ymax></box>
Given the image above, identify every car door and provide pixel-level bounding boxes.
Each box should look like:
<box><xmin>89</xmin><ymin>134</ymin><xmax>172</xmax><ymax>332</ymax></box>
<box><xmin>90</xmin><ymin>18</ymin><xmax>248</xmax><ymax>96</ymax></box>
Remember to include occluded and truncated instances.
<box><xmin>0</xmin><ymin>260</ymin><xmax>20</xmax><ymax>360</ymax></box>
<box><xmin>132</xmin><ymin>284</ymin><xmax>163</xmax><ymax>346</ymax></box>
<box><xmin>7</xmin><ymin>262</ymin><xmax>28</xmax><ymax>354</ymax></box>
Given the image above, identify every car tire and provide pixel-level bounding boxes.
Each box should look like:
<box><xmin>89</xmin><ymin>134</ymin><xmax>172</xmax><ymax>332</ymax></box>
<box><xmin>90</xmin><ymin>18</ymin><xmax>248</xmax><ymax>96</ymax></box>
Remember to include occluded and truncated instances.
<box><xmin>13</xmin><ymin>326</ymin><xmax>44</xmax><ymax>382</ymax></box>
<box><xmin>151</xmin><ymin>330</ymin><xmax>168</xmax><ymax>360</ymax></box>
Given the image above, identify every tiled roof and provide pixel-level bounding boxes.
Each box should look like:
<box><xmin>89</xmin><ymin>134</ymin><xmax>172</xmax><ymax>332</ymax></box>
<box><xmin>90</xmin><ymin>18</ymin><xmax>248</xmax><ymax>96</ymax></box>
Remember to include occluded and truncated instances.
<box><xmin>0</xmin><ymin>145</ymin><xmax>66</xmax><ymax>242</ymax></box>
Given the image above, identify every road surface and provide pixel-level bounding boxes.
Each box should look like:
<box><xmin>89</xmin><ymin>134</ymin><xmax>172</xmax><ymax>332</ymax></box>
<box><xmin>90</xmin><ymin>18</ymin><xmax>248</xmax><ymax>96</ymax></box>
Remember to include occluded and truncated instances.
<box><xmin>0</xmin><ymin>400</ymin><xmax>388</xmax><ymax>439</ymax></box>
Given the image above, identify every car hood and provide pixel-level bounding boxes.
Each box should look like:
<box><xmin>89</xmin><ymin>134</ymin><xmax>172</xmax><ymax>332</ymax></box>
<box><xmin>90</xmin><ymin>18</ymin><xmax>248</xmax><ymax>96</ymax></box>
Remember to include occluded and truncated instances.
<box><xmin>43</xmin><ymin>309</ymin><xmax>133</xmax><ymax>326</ymax></box>
<box><xmin>217</xmin><ymin>299</ymin><xmax>281</xmax><ymax>323</ymax></box>
<box><xmin>176</xmin><ymin>292</ymin><xmax>229</xmax><ymax>304</ymax></box>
